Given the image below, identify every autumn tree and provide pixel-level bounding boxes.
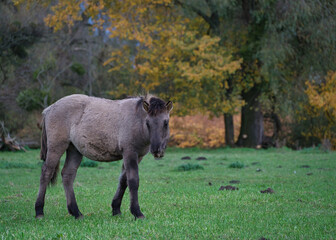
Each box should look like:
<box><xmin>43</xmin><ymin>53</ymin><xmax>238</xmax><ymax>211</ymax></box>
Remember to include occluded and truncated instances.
<box><xmin>174</xmin><ymin>0</ymin><xmax>336</xmax><ymax>148</ymax></box>
<box><xmin>302</xmin><ymin>72</ymin><xmax>336</xmax><ymax>149</ymax></box>
<box><xmin>137</xmin><ymin>29</ymin><xmax>243</xmax><ymax>114</ymax></box>
<box><xmin>20</xmin><ymin>0</ymin><xmax>243</xmax><ymax>145</ymax></box>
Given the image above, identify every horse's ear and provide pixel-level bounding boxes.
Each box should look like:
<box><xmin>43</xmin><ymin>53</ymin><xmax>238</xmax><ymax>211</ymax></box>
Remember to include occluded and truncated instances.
<box><xmin>143</xmin><ymin>101</ymin><xmax>149</xmax><ymax>113</ymax></box>
<box><xmin>166</xmin><ymin>101</ymin><xmax>173</xmax><ymax>112</ymax></box>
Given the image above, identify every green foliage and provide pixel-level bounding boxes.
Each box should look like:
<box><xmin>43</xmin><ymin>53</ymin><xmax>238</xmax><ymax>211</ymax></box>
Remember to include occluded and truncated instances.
<box><xmin>228</xmin><ymin>161</ymin><xmax>245</xmax><ymax>169</ymax></box>
<box><xmin>176</xmin><ymin>163</ymin><xmax>204</xmax><ymax>171</ymax></box>
<box><xmin>80</xmin><ymin>158</ymin><xmax>98</xmax><ymax>168</ymax></box>
<box><xmin>70</xmin><ymin>62</ymin><xmax>86</xmax><ymax>76</ymax></box>
<box><xmin>16</xmin><ymin>88</ymin><xmax>49</xmax><ymax>111</ymax></box>
<box><xmin>299</xmin><ymin>146</ymin><xmax>329</xmax><ymax>154</ymax></box>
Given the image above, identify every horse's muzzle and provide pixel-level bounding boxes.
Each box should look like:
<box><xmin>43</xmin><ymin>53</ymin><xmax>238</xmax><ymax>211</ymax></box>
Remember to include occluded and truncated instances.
<box><xmin>152</xmin><ymin>151</ymin><xmax>164</xmax><ymax>159</ymax></box>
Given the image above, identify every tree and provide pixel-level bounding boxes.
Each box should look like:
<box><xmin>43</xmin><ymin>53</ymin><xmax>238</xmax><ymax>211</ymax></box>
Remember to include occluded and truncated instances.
<box><xmin>136</xmin><ymin>30</ymin><xmax>242</xmax><ymax>115</ymax></box>
<box><xmin>303</xmin><ymin>71</ymin><xmax>336</xmax><ymax>149</ymax></box>
<box><xmin>175</xmin><ymin>0</ymin><xmax>336</xmax><ymax>147</ymax></box>
<box><xmin>21</xmin><ymin>0</ymin><xmax>243</xmax><ymax>146</ymax></box>
<box><xmin>0</xmin><ymin>0</ymin><xmax>45</xmax><ymax>132</ymax></box>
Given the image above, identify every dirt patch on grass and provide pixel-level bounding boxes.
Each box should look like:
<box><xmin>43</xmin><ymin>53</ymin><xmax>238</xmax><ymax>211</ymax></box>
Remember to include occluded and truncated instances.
<box><xmin>219</xmin><ymin>185</ymin><xmax>239</xmax><ymax>191</ymax></box>
<box><xmin>181</xmin><ymin>156</ymin><xmax>191</xmax><ymax>160</ymax></box>
<box><xmin>196</xmin><ymin>156</ymin><xmax>207</xmax><ymax>160</ymax></box>
<box><xmin>300</xmin><ymin>165</ymin><xmax>310</xmax><ymax>168</ymax></box>
<box><xmin>260</xmin><ymin>188</ymin><xmax>275</xmax><ymax>194</ymax></box>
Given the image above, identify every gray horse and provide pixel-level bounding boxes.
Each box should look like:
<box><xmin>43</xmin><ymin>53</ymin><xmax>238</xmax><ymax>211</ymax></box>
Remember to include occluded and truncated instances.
<box><xmin>35</xmin><ymin>94</ymin><xmax>173</xmax><ymax>219</ymax></box>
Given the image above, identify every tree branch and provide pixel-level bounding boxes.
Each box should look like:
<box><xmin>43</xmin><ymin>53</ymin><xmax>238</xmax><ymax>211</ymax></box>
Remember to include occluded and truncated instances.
<box><xmin>174</xmin><ymin>0</ymin><xmax>220</xmax><ymax>34</ymax></box>
<box><xmin>174</xmin><ymin>0</ymin><xmax>212</xmax><ymax>25</ymax></box>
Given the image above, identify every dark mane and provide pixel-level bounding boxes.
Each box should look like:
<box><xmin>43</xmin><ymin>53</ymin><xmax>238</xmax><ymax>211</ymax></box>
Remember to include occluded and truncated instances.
<box><xmin>136</xmin><ymin>96</ymin><xmax>145</xmax><ymax>111</ymax></box>
<box><xmin>136</xmin><ymin>96</ymin><xmax>167</xmax><ymax>116</ymax></box>
<box><xmin>148</xmin><ymin>97</ymin><xmax>166</xmax><ymax>116</ymax></box>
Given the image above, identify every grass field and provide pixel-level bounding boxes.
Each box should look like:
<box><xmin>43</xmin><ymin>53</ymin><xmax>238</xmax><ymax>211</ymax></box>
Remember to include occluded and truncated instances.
<box><xmin>0</xmin><ymin>147</ymin><xmax>335</xmax><ymax>239</ymax></box>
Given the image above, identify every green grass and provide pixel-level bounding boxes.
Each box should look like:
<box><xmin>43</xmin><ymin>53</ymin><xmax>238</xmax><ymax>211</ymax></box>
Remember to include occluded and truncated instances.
<box><xmin>0</xmin><ymin>147</ymin><xmax>336</xmax><ymax>239</ymax></box>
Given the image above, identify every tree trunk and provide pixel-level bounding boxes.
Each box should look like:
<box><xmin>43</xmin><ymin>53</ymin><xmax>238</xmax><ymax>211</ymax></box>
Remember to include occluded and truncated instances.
<box><xmin>237</xmin><ymin>86</ymin><xmax>264</xmax><ymax>148</ymax></box>
<box><xmin>224</xmin><ymin>113</ymin><xmax>235</xmax><ymax>147</ymax></box>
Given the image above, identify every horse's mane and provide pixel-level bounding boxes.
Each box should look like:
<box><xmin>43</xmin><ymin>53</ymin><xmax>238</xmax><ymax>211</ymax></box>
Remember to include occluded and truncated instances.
<box><xmin>135</xmin><ymin>95</ymin><xmax>167</xmax><ymax>116</ymax></box>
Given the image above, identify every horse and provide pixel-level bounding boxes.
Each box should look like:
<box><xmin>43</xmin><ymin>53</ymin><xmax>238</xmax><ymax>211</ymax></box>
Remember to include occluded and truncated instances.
<box><xmin>35</xmin><ymin>94</ymin><xmax>173</xmax><ymax>219</ymax></box>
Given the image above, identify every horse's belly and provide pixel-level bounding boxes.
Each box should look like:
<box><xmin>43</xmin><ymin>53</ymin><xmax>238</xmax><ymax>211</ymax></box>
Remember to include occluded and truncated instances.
<box><xmin>72</xmin><ymin>135</ymin><xmax>122</xmax><ymax>162</ymax></box>
<box><xmin>83</xmin><ymin>146</ymin><xmax>122</xmax><ymax>162</ymax></box>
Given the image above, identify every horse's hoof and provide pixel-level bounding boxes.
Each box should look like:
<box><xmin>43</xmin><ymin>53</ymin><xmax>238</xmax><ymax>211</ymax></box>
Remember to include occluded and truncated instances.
<box><xmin>112</xmin><ymin>209</ymin><xmax>121</xmax><ymax>216</ymax></box>
<box><xmin>75</xmin><ymin>214</ymin><xmax>84</xmax><ymax>220</ymax></box>
<box><xmin>135</xmin><ymin>215</ymin><xmax>145</xmax><ymax>220</ymax></box>
<box><xmin>35</xmin><ymin>214</ymin><xmax>44</xmax><ymax>219</ymax></box>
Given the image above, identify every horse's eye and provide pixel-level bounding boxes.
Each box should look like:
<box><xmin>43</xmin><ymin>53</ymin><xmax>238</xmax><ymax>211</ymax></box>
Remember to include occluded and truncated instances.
<box><xmin>146</xmin><ymin>120</ymin><xmax>150</xmax><ymax>130</ymax></box>
<box><xmin>163</xmin><ymin>120</ymin><xmax>168</xmax><ymax>129</ymax></box>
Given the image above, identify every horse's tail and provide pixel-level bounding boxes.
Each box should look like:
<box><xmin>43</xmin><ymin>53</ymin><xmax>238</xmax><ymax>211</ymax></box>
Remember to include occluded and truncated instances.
<box><xmin>50</xmin><ymin>161</ymin><xmax>60</xmax><ymax>186</ymax></box>
<box><xmin>40</xmin><ymin>109</ymin><xmax>59</xmax><ymax>186</ymax></box>
<box><xmin>40</xmin><ymin>115</ymin><xmax>47</xmax><ymax>161</ymax></box>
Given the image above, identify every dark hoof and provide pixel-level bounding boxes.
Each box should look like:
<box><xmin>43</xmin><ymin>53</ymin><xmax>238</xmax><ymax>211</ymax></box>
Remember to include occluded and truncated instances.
<box><xmin>135</xmin><ymin>214</ymin><xmax>145</xmax><ymax>220</ymax></box>
<box><xmin>112</xmin><ymin>209</ymin><xmax>122</xmax><ymax>216</ymax></box>
<box><xmin>131</xmin><ymin>209</ymin><xmax>145</xmax><ymax>220</ymax></box>
<box><xmin>75</xmin><ymin>214</ymin><xmax>84</xmax><ymax>220</ymax></box>
<box><xmin>35</xmin><ymin>214</ymin><xmax>44</xmax><ymax>219</ymax></box>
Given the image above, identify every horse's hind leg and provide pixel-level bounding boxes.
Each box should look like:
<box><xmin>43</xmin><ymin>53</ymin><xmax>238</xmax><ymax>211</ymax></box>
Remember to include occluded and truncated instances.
<box><xmin>61</xmin><ymin>144</ymin><xmax>83</xmax><ymax>219</ymax></box>
<box><xmin>35</xmin><ymin>146</ymin><xmax>67</xmax><ymax>218</ymax></box>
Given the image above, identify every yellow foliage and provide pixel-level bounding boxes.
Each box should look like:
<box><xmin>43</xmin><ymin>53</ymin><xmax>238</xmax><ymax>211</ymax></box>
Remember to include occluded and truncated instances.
<box><xmin>304</xmin><ymin>71</ymin><xmax>336</xmax><ymax>148</ymax></box>
<box><xmin>136</xmin><ymin>27</ymin><xmax>243</xmax><ymax>115</ymax></box>
<box><xmin>169</xmin><ymin>114</ymin><xmax>241</xmax><ymax>148</ymax></box>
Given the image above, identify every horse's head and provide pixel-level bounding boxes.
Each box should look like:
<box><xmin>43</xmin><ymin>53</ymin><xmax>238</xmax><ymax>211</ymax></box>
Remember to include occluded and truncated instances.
<box><xmin>142</xmin><ymin>97</ymin><xmax>173</xmax><ymax>159</ymax></box>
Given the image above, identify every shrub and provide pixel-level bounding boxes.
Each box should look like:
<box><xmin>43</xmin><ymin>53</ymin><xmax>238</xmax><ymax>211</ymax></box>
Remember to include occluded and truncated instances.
<box><xmin>81</xmin><ymin>159</ymin><xmax>98</xmax><ymax>168</ymax></box>
<box><xmin>16</xmin><ymin>88</ymin><xmax>50</xmax><ymax>111</ymax></box>
<box><xmin>70</xmin><ymin>62</ymin><xmax>86</xmax><ymax>76</ymax></box>
<box><xmin>169</xmin><ymin>114</ymin><xmax>241</xmax><ymax>148</ymax></box>
<box><xmin>228</xmin><ymin>161</ymin><xmax>244</xmax><ymax>169</ymax></box>
<box><xmin>176</xmin><ymin>163</ymin><xmax>204</xmax><ymax>171</ymax></box>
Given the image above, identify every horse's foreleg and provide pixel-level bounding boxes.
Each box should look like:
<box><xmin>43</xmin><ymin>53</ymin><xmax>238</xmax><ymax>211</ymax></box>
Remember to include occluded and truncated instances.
<box><xmin>111</xmin><ymin>164</ymin><xmax>127</xmax><ymax>216</ymax></box>
<box><xmin>61</xmin><ymin>144</ymin><xmax>83</xmax><ymax>219</ymax></box>
<box><xmin>112</xmin><ymin>157</ymin><xmax>143</xmax><ymax>216</ymax></box>
<box><xmin>124</xmin><ymin>153</ymin><xmax>144</xmax><ymax>219</ymax></box>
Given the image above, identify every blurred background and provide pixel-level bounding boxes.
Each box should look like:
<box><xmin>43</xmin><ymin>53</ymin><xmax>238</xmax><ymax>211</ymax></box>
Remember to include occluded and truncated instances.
<box><xmin>1</xmin><ymin>0</ymin><xmax>335</xmax><ymax>150</ymax></box>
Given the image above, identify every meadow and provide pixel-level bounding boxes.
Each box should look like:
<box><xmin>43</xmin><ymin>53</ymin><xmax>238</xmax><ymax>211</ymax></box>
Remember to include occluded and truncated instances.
<box><xmin>0</xmin><ymin>147</ymin><xmax>335</xmax><ymax>239</ymax></box>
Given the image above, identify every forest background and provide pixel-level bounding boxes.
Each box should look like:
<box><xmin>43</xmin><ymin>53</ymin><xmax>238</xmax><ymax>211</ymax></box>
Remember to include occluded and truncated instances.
<box><xmin>1</xmin><ymin>0</ymin><xmax>336</xmax><ymax>150</ymax></box>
